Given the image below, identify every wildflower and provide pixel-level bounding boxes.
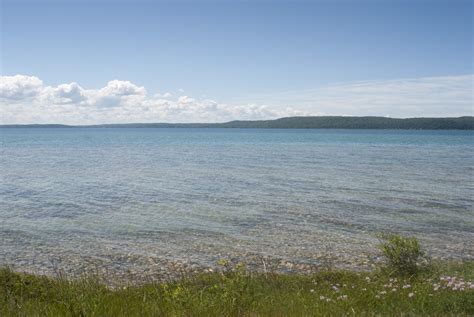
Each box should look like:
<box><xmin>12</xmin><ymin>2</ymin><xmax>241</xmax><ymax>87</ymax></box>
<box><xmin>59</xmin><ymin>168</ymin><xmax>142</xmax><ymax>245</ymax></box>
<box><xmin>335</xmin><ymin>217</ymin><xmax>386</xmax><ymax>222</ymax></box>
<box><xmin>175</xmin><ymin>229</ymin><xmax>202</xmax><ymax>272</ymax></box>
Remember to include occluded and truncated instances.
<box><xmin>320</xmin><ymin>295</ymin><xmax>326</xmax><ymax>300</ymax></box>
<box><xmin>337</xmin><ymin>295</ymin><xmax>348</xmax><ymax>301</ymax></box>
<box><xmin>362</xmin><ymin>288</ymin><xmax>367</xmax><ymax>291</ymax></box>
<box><xmin>379</xmin><ymin>291</ymin><xmax>387</xmax><ymax>295</ymax></box>
<box><xmin>365</xmin><ymin>276</ymin><xmax>371</xmax><ymax>282</ymax></box>
<box><xmin>392</xmin><ymin>288</ymin><xmax>397</xmax><ymax>292</ymax></box>
<box><xmin>402</xmin><ymin>284</ymin><xmax>411</xmax><ymax>289</ymax></box>
<box><xmin>408</xmin><ymin>292</ymin><xmax>414</xmax><ymax>298</ymax></box>
<box><xmin>375</xmin><ymin>295</ymin><xmax>380</xmax><ymax>299</ymax></box>
<box><xmin>310</xmin><ymin>289</ymin><xmax>315</xmax><ymax>293</ymax></box>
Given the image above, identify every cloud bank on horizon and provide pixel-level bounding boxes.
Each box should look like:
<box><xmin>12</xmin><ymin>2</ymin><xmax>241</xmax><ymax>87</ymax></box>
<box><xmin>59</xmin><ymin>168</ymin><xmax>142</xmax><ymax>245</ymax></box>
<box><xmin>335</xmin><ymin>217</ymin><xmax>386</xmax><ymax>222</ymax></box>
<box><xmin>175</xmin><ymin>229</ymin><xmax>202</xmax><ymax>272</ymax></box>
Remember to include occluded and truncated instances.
<box><xmin>0</xmin><ymin>74</ymin><xmax>472</xmax><ymax>124</ymax></box>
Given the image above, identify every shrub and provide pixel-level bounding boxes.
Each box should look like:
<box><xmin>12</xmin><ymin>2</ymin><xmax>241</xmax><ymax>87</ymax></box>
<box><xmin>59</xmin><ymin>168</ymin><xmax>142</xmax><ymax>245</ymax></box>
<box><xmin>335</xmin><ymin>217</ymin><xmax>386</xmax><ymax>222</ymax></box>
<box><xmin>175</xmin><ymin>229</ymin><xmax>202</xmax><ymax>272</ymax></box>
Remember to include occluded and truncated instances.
<box><xmin>378</xmin><ymin>233</ymin><xmax>426</xmax><ymax>276</ymax></box>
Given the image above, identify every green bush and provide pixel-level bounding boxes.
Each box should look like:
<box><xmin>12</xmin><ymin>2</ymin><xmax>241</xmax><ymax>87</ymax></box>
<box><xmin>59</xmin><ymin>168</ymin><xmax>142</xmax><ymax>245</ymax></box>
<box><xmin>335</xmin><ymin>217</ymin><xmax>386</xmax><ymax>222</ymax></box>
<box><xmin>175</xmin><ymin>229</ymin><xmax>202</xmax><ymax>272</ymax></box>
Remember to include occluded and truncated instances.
<box><xmin>378</xmin><ymin>233</ymin><xmax>426</xmax><ymax>276</ymax></box>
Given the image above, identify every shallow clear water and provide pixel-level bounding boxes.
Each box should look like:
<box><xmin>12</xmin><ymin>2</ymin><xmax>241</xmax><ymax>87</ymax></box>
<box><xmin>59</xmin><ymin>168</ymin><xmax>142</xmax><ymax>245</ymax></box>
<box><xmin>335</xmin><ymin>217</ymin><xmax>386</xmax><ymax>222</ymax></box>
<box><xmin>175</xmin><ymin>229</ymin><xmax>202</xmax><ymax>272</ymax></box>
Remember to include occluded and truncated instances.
<box><xmin>1</xmin><ymin>128</ymin><xmax>473</xmax><ymax>275</ymax></box>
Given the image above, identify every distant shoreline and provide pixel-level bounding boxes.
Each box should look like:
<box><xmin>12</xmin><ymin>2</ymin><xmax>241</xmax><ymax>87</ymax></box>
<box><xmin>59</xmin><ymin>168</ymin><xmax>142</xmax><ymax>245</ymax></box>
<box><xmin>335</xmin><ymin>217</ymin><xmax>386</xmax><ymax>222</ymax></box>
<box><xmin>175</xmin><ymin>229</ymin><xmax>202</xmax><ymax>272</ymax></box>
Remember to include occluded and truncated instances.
<box><xmin>1</xmin><ymin>116</ymin><xmax>473</xmax><ymax>130</ymax></box>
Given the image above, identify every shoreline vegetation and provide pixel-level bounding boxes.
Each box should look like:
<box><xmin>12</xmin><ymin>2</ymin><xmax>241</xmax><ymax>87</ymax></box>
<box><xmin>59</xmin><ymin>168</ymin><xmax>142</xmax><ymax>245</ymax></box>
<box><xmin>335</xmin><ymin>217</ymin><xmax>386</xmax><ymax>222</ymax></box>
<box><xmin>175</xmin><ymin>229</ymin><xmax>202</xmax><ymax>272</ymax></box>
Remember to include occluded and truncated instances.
<box><xmin>1</xmin><ymin>116</ymin><xmax>473</xmax><ymax>129</ymax></box>
<box><xmin>2</xmin><ymin>235</ymin><xmax>473</xmax><ymax>316</ymax></box>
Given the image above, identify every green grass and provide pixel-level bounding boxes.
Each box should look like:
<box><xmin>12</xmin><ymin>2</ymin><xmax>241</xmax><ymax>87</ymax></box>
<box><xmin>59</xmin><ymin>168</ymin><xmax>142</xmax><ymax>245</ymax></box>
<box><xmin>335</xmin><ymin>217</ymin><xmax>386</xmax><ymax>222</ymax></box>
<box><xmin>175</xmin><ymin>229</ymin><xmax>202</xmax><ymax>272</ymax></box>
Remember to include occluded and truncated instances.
<box><xmin>1</xmin><ymin>261</ymin><xmax>473</xmax><ymax>316</ymax></box>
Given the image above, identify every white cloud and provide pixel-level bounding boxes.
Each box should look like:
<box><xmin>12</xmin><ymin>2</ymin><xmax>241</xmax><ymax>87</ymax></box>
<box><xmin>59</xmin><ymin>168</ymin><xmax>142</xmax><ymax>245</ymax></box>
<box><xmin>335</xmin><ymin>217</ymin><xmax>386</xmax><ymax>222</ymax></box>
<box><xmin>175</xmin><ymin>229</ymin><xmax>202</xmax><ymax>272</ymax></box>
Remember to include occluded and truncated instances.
<box><xmin>177</xmin><ymin>95</ymin><xmax>195</xmax><ymax>104</ymax></box>
<box><xmin>246</xmin><ymin>75</ymin><xmax>474</xmax><ymax>118</ymax></box>
<box><xmin>44</xmin><ymin>82</ymin><xmax>86</xmax><ymax>105</ymax></box>
<box><xmin>0</xmin><ymin>75</ymin><xmax>305</xmax><ymax>124</ymax></box>
<box><xmin>0</xmin><ymin>74</ymin><xmax>472</xmax><ymax>124</ymax></box>
<box><xmin>99</xmin><ymin>80</ymin><xmax>146</xmax><ymax>96</ymax></box>
<box><xmin>154</xmin><ymin>92</ymin><xmax>172</xmax><ymax>98</ymax></box>
<box><xmin>0</xmin><ymin>75</ymin><xmax>43</xmax><ymax>100</ymax></box>
<box><xmin>92</xmin><ymin>80</ymin><xmax>147</xmax><ymax>108</ymax></box>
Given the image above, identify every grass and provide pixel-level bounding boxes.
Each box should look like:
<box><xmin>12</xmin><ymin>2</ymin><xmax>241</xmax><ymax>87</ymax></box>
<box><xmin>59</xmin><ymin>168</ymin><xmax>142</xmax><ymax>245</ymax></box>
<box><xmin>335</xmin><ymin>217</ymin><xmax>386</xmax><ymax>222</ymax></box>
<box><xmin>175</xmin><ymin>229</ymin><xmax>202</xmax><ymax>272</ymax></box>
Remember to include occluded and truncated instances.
<box><xmin>1</xmin><ymin>261</ymin><xmax>473</xmax><ymax>316</ymax></box>
<box><xmin>1</xmin><ymin>235</ymin><xmax>473</xmax><ymax>316</ymax></box>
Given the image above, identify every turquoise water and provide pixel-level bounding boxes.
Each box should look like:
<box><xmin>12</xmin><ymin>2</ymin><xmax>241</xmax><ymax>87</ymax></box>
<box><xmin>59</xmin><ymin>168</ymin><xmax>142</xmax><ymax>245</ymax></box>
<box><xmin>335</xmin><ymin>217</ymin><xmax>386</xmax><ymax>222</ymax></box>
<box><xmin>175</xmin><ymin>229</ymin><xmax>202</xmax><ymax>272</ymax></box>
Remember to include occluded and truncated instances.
<box><xmin>1</xmin><ymin>128</ymin><xmax>473</xmax><ymax>275</ymax></box>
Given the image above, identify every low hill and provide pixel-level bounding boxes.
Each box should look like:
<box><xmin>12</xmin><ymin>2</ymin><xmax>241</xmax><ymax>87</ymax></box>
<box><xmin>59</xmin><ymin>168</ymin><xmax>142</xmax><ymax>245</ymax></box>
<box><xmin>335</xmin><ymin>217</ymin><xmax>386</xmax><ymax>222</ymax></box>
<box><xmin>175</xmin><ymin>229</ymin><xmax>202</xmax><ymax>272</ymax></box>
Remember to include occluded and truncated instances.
<box><xmin>217</xmin><ymin>116</ymin><xmax>474</xmax><ymax>129</ymax></box>
<box><xmin>1</xmin><ymin>116</ymin><xmax>473</xmax><ymax>129</ymax></box>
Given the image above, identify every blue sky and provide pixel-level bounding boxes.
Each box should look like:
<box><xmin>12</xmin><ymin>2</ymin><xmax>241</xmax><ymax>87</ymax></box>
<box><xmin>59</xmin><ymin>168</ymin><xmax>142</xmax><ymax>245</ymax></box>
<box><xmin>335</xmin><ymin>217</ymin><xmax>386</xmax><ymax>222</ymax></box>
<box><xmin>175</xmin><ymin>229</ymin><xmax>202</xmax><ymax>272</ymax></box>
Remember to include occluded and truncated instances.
<box><xmin>0</xmin><ymin>0</ymin><xmax>472</xmax><ymax>123</ymax></box>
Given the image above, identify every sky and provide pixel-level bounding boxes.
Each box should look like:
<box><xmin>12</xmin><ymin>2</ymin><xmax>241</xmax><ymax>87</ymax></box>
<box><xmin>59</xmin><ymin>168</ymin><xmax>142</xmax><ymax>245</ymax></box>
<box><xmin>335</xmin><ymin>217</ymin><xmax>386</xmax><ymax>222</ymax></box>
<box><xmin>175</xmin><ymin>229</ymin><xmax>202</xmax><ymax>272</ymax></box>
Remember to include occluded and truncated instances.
<box><xmin>0</xmin><ymin>0</ymin><xmax>472</xmax><ymax>124</ymax></box>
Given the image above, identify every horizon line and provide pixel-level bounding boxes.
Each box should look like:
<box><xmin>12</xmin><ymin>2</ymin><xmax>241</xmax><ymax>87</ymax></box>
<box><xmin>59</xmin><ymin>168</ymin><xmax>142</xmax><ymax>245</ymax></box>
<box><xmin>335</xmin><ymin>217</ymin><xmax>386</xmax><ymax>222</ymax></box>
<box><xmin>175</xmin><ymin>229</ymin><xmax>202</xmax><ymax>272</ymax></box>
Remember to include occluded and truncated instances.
<box><xmin>1</xmin><ymin>115</ymin><xmax>473</xmax><ymax>128</ymax></box>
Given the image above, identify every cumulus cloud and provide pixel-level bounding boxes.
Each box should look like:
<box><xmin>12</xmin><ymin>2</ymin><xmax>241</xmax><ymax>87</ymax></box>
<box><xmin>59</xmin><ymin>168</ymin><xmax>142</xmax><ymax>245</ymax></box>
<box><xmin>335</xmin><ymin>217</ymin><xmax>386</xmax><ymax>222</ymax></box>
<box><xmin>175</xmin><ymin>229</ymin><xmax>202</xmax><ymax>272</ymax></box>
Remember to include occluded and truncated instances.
<box><xmin>0</xmin><ymin>75</ymin><xmax>305</xmax><ymax>124</ymax></box>
<box><xmin>177</xmin><ymin>95</ymin><xmax>196</xmax><ymax>104</ymax></box>
<box><xmin>1</xmin><ymin>74</ymin><xmax>471</xmax><ymax>124</ymax></box>
<box><xmin>99</xmin><ymin>80</ymin><xmax>146</xmax><ymax>96</ymax></box>
<box><xmin>0</xmin><ymin>75</ymin><xmax>43</xmax><ymax>100</ymax></box>
<box><xmin>91</xmin><ymin>80</ymin><xmax>147</xmax><ymax>108</ymax></box>
<box><xmin>44</xmin><ymin>82</ymin><xmax>87</xmax><ymax>105</ymax></box>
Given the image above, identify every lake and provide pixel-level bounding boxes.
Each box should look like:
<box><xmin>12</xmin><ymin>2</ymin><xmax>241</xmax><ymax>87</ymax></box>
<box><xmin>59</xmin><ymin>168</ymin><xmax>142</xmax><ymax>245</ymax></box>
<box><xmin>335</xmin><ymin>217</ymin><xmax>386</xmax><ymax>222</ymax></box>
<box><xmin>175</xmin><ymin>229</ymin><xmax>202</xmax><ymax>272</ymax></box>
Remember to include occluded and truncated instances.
<box><xmin>1</xmin><ymin>128</ymin><xmax>473</xmax><ymax>278</ymax></box>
